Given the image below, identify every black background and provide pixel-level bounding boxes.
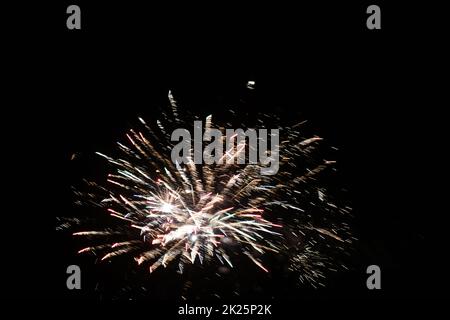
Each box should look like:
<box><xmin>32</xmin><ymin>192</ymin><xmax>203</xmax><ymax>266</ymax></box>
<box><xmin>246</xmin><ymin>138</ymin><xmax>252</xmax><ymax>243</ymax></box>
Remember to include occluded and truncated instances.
<box><xmin>4</xmin><ymin>0</ymin><xmax>448</xmax><ymax>310</ymax></box>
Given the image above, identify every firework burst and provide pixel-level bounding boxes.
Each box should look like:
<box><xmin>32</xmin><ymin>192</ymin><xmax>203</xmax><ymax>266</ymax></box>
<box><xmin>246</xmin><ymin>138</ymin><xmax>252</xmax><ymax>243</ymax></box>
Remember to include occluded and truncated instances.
<box><xmin>66</xmin><ymin>88</ymin><xmax>353</xmax><ymax>290</ymax></box>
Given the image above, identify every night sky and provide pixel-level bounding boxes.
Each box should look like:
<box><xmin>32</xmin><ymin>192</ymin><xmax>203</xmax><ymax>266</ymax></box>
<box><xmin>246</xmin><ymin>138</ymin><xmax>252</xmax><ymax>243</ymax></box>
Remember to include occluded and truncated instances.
<box><xmin>4</xmin><ymin>1</ymin><xmax>447</xmax><ymax>310</ymax></box>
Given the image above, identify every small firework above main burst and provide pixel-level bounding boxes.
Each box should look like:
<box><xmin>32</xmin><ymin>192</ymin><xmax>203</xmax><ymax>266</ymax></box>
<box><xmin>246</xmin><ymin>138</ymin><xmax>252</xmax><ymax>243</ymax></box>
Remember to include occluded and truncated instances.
<box><xmin>67</xmin><ymin>85</ymin><xmax>353</xmax><ymax>292</ymax></box>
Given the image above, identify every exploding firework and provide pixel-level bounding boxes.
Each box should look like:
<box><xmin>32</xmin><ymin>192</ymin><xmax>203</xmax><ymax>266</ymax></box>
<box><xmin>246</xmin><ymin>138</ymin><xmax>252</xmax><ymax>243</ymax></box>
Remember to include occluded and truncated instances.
<box><xmin>65</xmin><ymin>87</ymin><xmax>353</xmax><ymax>291</ymax></box>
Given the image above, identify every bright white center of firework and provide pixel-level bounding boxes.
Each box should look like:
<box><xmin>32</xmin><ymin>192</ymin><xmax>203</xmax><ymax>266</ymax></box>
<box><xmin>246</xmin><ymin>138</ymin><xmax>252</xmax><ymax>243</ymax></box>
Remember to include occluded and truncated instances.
<box><xmin>160</xmin><ymin>203</ymin><xmax>174</xmax><ymax>213</ymax></box>
<box><xmin>190</xmin><ymin>235</ymin><xmax>198</xmax><ymax>241</ymax></box>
